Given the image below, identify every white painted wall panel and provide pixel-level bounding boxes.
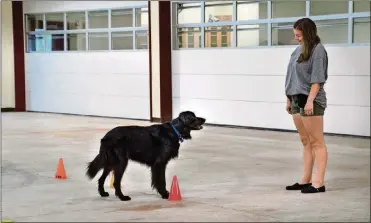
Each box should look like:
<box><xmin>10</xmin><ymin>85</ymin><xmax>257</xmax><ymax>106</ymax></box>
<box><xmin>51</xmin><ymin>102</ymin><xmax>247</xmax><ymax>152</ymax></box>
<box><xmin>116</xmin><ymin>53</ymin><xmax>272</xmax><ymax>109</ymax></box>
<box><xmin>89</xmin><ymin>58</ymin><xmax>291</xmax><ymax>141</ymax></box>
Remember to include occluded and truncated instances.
<box><xmin>24</xmin><ymin>1</ymin><xmax>150</xmax><ymax>120</ymax></box>
<box><xmin>1</xmin><ymin>1</ymin><xmax>15</xmax><ymax>108</ymax></box>
<box><xmin>172</xmin><ymin>46</ymin><xmax>370</xmax><ymax>136</ymax></box>
<box><xmin>25</xmin><ymin>52</ymin><xmax>149</xmax><ymax>119</ymax></box>
<box><xmin>23</xmin><ymin>1</ymin><xmax>147</xmax><ymax>13</ymax></box>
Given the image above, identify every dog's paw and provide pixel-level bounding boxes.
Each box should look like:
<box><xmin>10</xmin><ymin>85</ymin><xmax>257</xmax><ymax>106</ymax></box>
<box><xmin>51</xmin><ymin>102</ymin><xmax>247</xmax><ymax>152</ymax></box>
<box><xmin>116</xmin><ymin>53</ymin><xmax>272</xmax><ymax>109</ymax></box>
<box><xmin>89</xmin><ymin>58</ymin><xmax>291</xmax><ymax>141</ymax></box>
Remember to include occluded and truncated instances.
<box><xmin>116</xmin><ymin>194</ymin><xmax>131</xmax><ymax>201</ymax></box>
<box><xmin>99</xmin><ymin>191</ymin><xmax>109</xmax><ymax>197</ymax></box>
<box><xmin>119</xmin><ymin>195</ymin><xmax>131</xmax><ymax>201</ymax></box>
<box><xmin>161</xmin><ymin>191</ymin><xmax>169</xmax><ymax>199</ymax></box>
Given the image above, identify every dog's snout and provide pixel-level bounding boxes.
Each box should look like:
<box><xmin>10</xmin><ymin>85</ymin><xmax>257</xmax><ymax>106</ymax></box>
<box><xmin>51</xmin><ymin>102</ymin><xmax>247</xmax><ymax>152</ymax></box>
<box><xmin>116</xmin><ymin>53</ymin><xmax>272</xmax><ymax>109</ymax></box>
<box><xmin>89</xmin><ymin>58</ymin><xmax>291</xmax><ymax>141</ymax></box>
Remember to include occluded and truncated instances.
<box><xmin>198</xmin><ymin>117</ymin><xmax>206</xmax><ymax>124</ymax></box>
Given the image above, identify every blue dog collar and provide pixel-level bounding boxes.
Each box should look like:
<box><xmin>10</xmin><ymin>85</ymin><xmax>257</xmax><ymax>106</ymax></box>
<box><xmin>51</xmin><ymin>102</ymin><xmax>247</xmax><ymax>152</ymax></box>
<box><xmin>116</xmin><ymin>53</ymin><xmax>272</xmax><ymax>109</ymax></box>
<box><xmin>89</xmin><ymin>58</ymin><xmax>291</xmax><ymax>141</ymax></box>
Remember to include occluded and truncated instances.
<box><xmin>170</xmin><ymin>124</ymin><xmax>184</xmax><ymax>142</ymax></box>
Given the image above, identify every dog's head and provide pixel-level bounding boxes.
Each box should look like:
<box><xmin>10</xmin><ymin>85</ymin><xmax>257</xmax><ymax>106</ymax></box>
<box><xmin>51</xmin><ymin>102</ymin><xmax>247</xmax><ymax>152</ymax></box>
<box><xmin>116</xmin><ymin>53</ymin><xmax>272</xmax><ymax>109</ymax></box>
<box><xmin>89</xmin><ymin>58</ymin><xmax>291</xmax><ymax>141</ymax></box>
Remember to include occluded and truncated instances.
<box><xmin>171</xmin><ymin>111</ymin><xmax>206</xmax><ymax>140</ymax></box>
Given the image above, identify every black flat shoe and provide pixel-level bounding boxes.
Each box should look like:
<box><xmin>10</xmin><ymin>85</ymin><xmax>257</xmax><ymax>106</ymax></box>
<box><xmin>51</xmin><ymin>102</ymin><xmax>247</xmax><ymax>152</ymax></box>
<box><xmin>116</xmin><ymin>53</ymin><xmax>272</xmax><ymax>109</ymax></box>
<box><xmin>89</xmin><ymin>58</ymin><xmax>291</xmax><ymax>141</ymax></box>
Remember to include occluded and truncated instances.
<box><xmin>286</xmin><ymin>182</ymin><xmax>312</xmax><ymax>190</ymax></box>
<box><xmin>301</xmin><ymin>185</ymin><xmax>326</xmax><ymax>193</ymax></box>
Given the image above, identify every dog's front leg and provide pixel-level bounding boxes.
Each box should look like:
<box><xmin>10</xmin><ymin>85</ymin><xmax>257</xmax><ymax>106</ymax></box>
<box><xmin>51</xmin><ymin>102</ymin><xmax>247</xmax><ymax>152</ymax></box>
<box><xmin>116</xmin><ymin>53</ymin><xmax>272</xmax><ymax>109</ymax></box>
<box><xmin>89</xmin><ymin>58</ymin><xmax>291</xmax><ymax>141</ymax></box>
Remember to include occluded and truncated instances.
<box><xmin>151</xmin><ymin>162</ymin><xmax>169</xmax><ymax>199</ymax></box>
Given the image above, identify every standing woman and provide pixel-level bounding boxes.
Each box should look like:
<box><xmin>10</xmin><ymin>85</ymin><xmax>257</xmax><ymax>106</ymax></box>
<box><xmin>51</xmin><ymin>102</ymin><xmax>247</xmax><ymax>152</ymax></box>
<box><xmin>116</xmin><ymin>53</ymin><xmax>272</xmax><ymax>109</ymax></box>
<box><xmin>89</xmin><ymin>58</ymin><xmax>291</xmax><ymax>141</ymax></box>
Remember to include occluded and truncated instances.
<box><xmin>284</xmin><ymin>18</ymin><xmax>329</xmax><ymax>193</ymax></box>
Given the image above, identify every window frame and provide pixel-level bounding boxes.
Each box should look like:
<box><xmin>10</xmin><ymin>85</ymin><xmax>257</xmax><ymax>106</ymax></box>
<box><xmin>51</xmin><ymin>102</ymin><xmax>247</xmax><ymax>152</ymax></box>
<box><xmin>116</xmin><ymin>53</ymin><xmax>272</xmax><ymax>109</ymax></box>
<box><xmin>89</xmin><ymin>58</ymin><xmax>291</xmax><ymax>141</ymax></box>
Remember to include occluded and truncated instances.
<box><xmin>173</xmin><ymin>0</ymin><xmax>371</xmax><ymax>50</ymax></box>
<box><xmin>24</xmin><ymin>4</ymin><xmax>149</xmax><ymax>53</ymax></box>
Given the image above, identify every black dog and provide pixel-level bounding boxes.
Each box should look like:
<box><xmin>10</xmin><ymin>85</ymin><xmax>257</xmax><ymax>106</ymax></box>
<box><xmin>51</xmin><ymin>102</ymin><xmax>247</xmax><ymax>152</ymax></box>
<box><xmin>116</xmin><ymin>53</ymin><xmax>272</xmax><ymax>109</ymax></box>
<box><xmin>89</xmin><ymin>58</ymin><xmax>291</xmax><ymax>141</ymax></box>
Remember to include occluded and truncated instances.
<box><xmin>86</xmin><ymin>111</ymin><xmax>206</xmax><ymax>201</ymax></box>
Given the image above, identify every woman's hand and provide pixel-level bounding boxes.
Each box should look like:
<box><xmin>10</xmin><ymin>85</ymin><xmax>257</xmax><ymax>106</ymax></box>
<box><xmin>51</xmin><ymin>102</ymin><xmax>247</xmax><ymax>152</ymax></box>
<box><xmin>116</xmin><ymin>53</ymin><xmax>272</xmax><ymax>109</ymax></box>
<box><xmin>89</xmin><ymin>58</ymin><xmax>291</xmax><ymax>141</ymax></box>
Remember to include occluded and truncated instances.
<box><xmin>286</xmin><ymin>99</ymin><xmax>292</xmax><ymax>114</ymax></box>
<box><xmin>304</xmin><ymin>100</ymin><xmax>314</xmax><ymax>115</ymax></box>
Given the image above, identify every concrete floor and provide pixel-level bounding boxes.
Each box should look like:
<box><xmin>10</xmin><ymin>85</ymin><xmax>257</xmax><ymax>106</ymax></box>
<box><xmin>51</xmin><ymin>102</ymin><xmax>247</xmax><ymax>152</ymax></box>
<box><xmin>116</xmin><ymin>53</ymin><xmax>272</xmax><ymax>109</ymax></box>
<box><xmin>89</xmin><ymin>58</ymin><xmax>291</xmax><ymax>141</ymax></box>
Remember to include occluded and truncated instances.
<box><xmin>1</xmin><ymin>112</ymin><xmax>370</xmax><ymax>222</ymax></box>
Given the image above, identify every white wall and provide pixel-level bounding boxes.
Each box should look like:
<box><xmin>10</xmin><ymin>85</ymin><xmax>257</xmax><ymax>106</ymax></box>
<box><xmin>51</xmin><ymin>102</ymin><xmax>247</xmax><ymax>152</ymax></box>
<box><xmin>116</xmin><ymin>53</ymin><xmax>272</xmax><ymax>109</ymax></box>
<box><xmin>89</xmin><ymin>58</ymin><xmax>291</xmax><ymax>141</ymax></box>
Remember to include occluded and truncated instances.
<box><xmin>172</xmin><ymin>45</ymin><xmax>370</xmax><ymax>137</ymax></box>
<box><xmin>23</xmin><ymin>1</ymin><xmax>150</xmax><ymax>120</ymax></box>
<box><xmin>150</xmin><ymin>1</ymin><xmax>161</xmax><ymax>118</ymax></box>
<box><xmin>1</xmin><ymin>1</ymin><xmax>15</xmax><ymax>109</ymax></box>
<box><xmin>23</xmin><ymin>1</ymin><xmax>147</xmax><ymax>13</ymax></box>
<box><xmin>172</xmin><ymin>1</ymin><xmax>370</xmax><ymax>136</ymax></box>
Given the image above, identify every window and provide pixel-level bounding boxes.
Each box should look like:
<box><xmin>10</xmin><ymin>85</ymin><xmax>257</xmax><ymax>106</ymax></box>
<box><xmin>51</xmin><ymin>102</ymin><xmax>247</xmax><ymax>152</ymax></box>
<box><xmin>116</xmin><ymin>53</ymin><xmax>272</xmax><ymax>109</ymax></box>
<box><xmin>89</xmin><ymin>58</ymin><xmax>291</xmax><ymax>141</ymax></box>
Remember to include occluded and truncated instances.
<box><xmin>67</xmin><ymin>12</ymin><xmax>86</xmax><ymax>30</ymax></box>
<box><xmin>178</xmin><ymin>35</ymin><xmax>183</xmax><ymax>48</ymax></box>
<box><xmin>354</xmin><ymin>1</ymin><xmax>371</xmax><ymax>12</ymax></box>
<box><xmin>187</xmin><ymin>28</ymin><xmax>196</xmax><ymax>47</ymax></box>
<box><xmin>177</xmin><ymin>27</ymin><xmax>201</xmax><ymax>48</ymax></box>
<box><xmin>174</xmin><ymin>1</ymin><xmax>369</xmax><ymax>49</ymax></box>
<box><xmin>136</xmin><ymin>30</ymin><xmax>148</xmax><ymax>49</ymax></box>
<box><xmin>237</xmin><ymin>1</ymin><xmax>268</xmax><ymax>21</ymax></box>
<box><xmin>88</xmin><ymin>10</ymin><xmax>108</xmax><ymax>29</ymax></box>
<box><xmin>88</xmin><ymin>32</ymin><xmax>109</xmax><ymax>50</ymax></box>
<box><xmin>111</xmin><ymin>9</ymin><xmax>133</xmax><ymax>28</ymax></box>
<box><xmin>205</xmin><ymin>26</ymin><xmax>232</xmax><ymax>48</ymax></box>
<box><xmin>177</xmin><ymin>2</ymin><xmax>201</xmax><ymax>24</ymax></box>
<box><xmin>136</xmin><ymin>8</ymin><xmax>148</xmax><ymax>26</ymax></box>
<box><xmin>46</xmin><ymin>13</ymin><xmax>64</xmax><ymax>31</ymax></box>
<box><xmin>67</xmin><ymin>33</ymin><xmax>86</xmax><ymax>51</ymax></box>
<box><xmin>24</xmin><ymin>4</ymin><xmax>149</xmax><ymax>53</ymax></box>
<box><xmin>205</xmin><ymin>1</ymin><xmax>233</xmax><ymax>23</ymax></box>
<box><xmin>46</xmin><ymin>34</ymin><xmax>65</xmax><ymax>51</ymax></box>
<box><xmin>27</xmin><ymin>34</ymin><xmax>45</xmax><ymax>52</ymax></box>
<box><xmin>26</xmin><ymin>14</ymin><xmax>45</xmax><ymax>52</ymax></box>
<box><xmin>112</xmin><ymin>31</ymin><xmax>133</xmax><ymax>50</ymax></box>
<box><xmin>43</xmin><ymin>13</ymin><xmax>65</xmax><ymax>51</ymax></box>
<box><xmin>316</xmin><ymin>19</ymin><xmax>348</xmax><ymax>44</ymax></box>
<box><xmin>310</xmin><ymin>1</ymin><xmax>348</xmax><ymax>16</ymax></box>
<box><xmin>26</xmin><ymin>14</ymin><xmax>44</xmax><ymax>32</ymax></box>
<box><xmin>271</xmin><ymin>22</ymin><xmax>297</xmax><ymax>46</ymax></box>
<box><xmin>271</xmin><ymin>1</ymin><xmax>306</xmax><ymax>18</ymax></box>
<box><xmin>237</xmin><ymin>24</ymin><xmax>268</xmax><ymax>47</ymax></box>
<box><xmin>353</xmin><ymin>17</ymin><xmax>370</xmax><ymax>43</ymax></box>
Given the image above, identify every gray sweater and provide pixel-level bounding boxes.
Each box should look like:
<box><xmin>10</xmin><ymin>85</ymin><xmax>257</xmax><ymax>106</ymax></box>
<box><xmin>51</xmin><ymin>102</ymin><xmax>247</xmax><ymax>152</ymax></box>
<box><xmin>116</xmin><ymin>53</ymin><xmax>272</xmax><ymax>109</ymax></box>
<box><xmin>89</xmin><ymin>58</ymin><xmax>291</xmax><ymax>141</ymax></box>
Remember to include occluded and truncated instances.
<box><xmin>285</xmin><ymin>43</ymin><xmax>329</xmax><ymax>108</ymax></box>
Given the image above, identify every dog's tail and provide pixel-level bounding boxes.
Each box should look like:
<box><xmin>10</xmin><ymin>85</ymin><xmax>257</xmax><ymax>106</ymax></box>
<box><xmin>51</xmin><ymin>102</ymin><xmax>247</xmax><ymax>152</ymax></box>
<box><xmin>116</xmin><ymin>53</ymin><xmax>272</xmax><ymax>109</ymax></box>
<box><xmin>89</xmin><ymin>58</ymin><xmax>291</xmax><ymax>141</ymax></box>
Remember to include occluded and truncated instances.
<box><xmin>86</xmin><ymin>153</ymin><xmax>105</xmax><ymax>180</ymax></box>
<box><xmin>86</xmin><ymin>139</ymin><xmax>111</xmax><ymax>179</ymax></box>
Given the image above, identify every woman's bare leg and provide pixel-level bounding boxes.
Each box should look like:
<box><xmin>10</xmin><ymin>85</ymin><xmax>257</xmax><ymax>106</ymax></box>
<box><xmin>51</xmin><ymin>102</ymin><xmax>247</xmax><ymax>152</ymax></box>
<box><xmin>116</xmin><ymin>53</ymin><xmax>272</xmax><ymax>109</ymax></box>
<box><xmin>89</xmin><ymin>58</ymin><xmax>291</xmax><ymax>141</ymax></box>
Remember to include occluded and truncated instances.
<box><xmin>292</xmin><ymin>114</ymin><xmax>315</xmax><ymax>184</ymax></box>
<box><xmin>301</xmin><ymin>115</ymin><xmax>328</xmax><ymax>188</ymax></box>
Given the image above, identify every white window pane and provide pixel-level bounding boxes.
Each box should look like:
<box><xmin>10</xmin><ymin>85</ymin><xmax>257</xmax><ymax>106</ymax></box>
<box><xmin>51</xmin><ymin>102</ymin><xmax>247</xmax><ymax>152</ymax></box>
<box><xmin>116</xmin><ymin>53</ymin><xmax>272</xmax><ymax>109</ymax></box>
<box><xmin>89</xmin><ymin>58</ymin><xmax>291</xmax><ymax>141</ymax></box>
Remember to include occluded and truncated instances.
<box><xmin>237</xmin><ymin>24</ymin><xmax>268</xmax><ymax>47</ymax></box>
<box><xmin>272</xmin><ymin>1</ymin><xmax>306</xmax><ymax>18</ymax></box>
<box><xmin>67</xmin><ymin>33</ymin><xmax>86</xmax><ymax>51</ymax></box>
<box><xmin>44</xmin><ymin>34</ymin><xmax>64</xmax><ymax>51</ymax></box>
<box><xmin>205</xmin><ymin>1</ymin><xmax>233</xmax><ymax>23</ymax></box>
<box><xmin>353</xmin><ymin>17</ymin><xmax>370</xmax><ymax>43</ymax></box>
<box><xmin>26</xmin><ymin>14</ymin><xmax>44</xmax><ymax>32</ymax></box>
<box><xmin>112</xmin><ymin>31</ymin><xmax>133</xmax><ymax>50</ymax></box>
<box><xmin>177</xmin><ymin>2</ymin><xmax>201</xmax><ymax>24</ymax></box>
<box><xmin>310</xmin><ymin>1</ymin><xmax>348</xmax><ymax>16</ymax></box>
<box><xmin>45</xmin><ymin>13</ymin><xmax>64</xmax><ymax>31</ymax></box>
<box><xmin>135</xmin><ymin>8</ymin><xmax>148</xmax><ymax>27</ymax></box>
<box><xmin>27</xmin><ymin>34</ymin><xmax>45</xmax><ymax>52</ymax></box>
<box><xmin>237</xmin><ymin>1</ymin><xmax>267</xmax><ymax>21</ymax></box>
<box><xmin>135</xmin><ymin>30</ymin><xmax>148</xmax><ymax>49</ymax></box>
<box><xmin>67</xmin><ymin>12</ymin><xmax>85</xmax><ymax>30</ymax></box>
<box><xmin>354</xmin><ymin>1</ymin><xmax>371</xmax><ymax>12</ymax></box>
<box><xmin>177</xmin><ymin>27</ymin><xmax>201</xmax><ymax>48</ymax></box>
<box><xmin>205</xmin><ymin>26</ymin><xmax>232</xmax><ymax>48</ymax></box>
<box><xmin>271</xmin><ymin>22</ymin><xmax>297</xmax><ymax>46</ymax></box>
<box><xmin>88</xmin><ymin>32</ymin><xmax>109</xmax><ymax>50</ymax></box>
<box><xmin>88</xmin><ymin>10</ymin><xmax>108</xmax><ymax>29</ymax></box>
<box><xmin>111</xmin><ymin>9</ymin><xmax>133</xmax><ymax>28</ymax></box>
<box><xmin>316</xmin><ymin>19</ymin><xmax>348</xmax><ymax>44</ymax></box>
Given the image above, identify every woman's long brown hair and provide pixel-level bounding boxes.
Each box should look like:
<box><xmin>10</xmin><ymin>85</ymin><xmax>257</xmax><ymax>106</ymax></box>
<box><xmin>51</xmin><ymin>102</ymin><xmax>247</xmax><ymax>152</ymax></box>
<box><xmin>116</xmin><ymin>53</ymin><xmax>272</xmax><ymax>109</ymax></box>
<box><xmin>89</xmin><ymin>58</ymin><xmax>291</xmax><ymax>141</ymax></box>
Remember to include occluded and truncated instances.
<box><xmin>294</xmin><ymin>18</ymin><xmax>321</xmax><ymax>63</ymax></box>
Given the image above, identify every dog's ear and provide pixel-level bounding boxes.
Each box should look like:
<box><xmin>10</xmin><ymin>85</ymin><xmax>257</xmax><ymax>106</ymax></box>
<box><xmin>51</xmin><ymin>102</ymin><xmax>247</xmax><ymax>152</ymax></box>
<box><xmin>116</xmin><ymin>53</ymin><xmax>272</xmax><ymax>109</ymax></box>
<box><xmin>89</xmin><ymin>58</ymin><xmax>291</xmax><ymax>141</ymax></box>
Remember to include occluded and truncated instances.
<box><xmin>179</xmin><ymin>111</ymin><xmax>196</xmax><ymax>125</ymax></box>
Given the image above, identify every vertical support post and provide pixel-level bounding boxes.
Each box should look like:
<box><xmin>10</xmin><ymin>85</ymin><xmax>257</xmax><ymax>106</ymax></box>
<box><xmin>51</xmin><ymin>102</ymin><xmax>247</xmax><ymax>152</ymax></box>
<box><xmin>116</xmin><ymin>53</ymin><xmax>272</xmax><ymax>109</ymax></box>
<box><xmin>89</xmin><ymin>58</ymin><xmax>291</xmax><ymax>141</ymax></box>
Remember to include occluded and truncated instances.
<box><xmin>12</xmin><ymin>1</ymin><xmax>26</xmax><ymax>111</ymax></box>
<box><xmin>158</xmin><ymin>1</ymin><xmax>172</xmax><ymax>122</ymax></box>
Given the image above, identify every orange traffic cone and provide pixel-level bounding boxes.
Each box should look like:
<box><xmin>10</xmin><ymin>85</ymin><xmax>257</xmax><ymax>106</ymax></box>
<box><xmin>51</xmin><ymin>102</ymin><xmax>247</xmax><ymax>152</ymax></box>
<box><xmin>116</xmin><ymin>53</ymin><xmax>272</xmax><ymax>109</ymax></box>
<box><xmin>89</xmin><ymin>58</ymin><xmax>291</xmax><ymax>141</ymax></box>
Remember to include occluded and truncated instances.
<box><xmin>168</xmin><ymin>175</ymin><xmax>182</xmax><ymax>201</ymax></box>
<box><xmin>109</xmin><ymin>171</ymin><xmax>114</xmax><ymax>188</ymax></box>
<box><xmin>55</xmin><ymin>158</ymin><xmax>67</xmax><ymax>179</ymax></box>
<box><xmin>109</xmin><ymin>171</ymin><xmax>123</xmax><ymax>189</ymax></box>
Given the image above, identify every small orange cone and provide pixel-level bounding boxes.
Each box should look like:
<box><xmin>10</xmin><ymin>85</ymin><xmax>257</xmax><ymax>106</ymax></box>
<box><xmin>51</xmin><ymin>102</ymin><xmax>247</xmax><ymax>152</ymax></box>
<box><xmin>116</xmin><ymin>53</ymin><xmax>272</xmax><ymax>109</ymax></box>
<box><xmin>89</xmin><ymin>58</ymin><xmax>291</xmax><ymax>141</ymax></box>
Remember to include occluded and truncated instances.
<box><xmin>55</xmin><ymin>158</ymin><xmax>67</xmax><ymax>179</ymax></box>
<box><xmin>168</xmin><ymin>175</ymin><xmax>182</xmax><ymax>201</ymax></box>
<box><xmin>109</xmin><ymin>171</ymin><xmax>114</xmax><ymax>188</ymax></box>
<box><xmin>109</xmin><ymin>171</ymin><xmax>122</xmax><ymax>189</ymax></box>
